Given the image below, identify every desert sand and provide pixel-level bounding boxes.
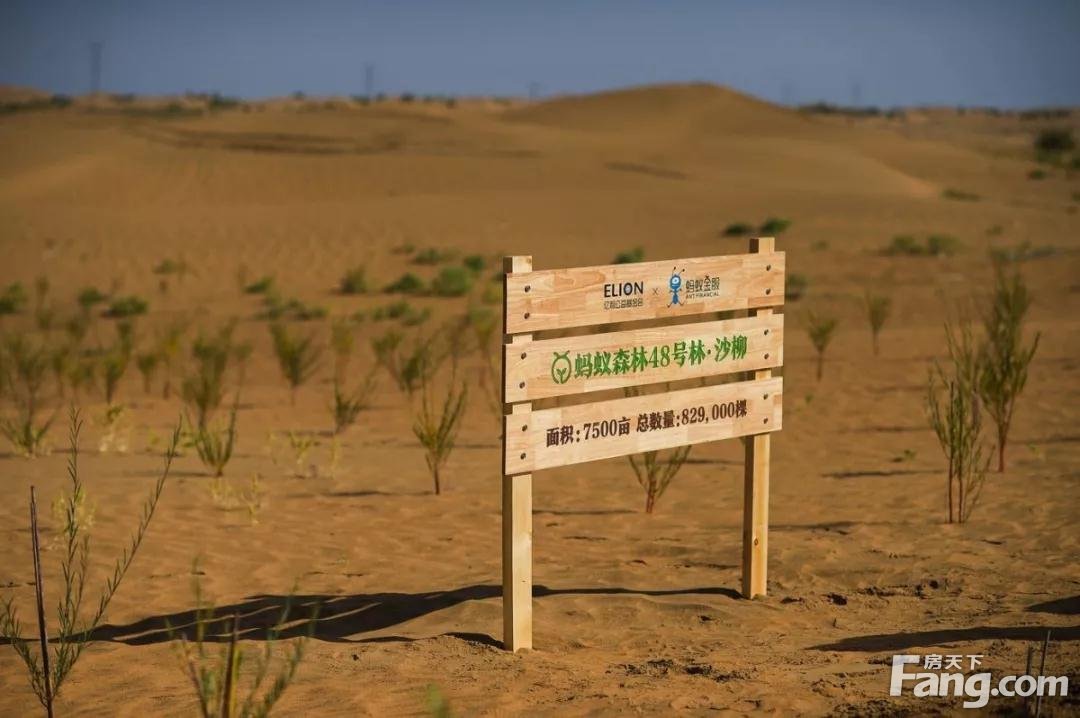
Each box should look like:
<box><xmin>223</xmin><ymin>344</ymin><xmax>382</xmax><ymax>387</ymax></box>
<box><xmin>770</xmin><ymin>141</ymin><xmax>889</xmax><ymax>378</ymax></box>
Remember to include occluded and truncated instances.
<box><xmin>0</xmin><ymin>83</ymin><xmax>1078</xmax><ymax>715</ymax></box>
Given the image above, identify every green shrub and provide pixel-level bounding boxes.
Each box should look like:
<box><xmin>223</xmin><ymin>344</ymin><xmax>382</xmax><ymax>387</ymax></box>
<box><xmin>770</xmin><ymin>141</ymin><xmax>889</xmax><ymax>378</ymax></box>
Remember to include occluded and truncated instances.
<box><xmin>260</xmin><ymin>291</ymin><xmax>325</xmax><ymax>321</ymax></box>
<box><xmin>0</xmin><ymin>283</ymin><xmax>28</xmax><ymax>316</ymax></box>
<box><xmin>413</xmin><ymin>248</ymin><xmax>453</xmax><ymax>266</ymax></box>
<box><xmin>101</xmin><ymin>348</ymin><xmax>129</xmax><ymax>405</ymax></box>
<box><xmin>372</xmin><ymin>329</ymin><xmax>444</xmax><ymax>396</ymax></box>
<box><xmin>0</xmin><ymin>337</ymin><xmax>53</xmax><ymax>456</ymax></box>
<box><xmin>372</xmin><ymin>300</ymin><xmax>409</xmax><ymax>321</ymax></box>
<box><xmin>885</xmin><ymin>234</ymin><xmax>960</xmax><ymax>257</ymax></box>
<box><xmin>244</xmin><ymin>276</ymin><xmax>275</xmax><ymax>295</ymax></box>
<box><xmin>208</xmin><ymin>93</ymin><xmax>240</xmax><ymax>110</ymax></box>
<box><xmin>153</xmin><ymin>257</ymin><xmax>190</xmax><ymax>277</ymax></box>
<box><xmin>76</xmin><ymin>287</ymin><xmax>107</xmax><ymax>312</ymax></box>
<box><xmin>926</xmin><ymin>234</ymin><xmax>961</xmax><ymax>257</ymax></box>
<box><xmin>431</xmin><ymin>266</ymin><xmax>473</xmax><ymax>297</ymax></box>
<box><xmin>927</xmin><ymin>323</ymin><xmax>989</xmax><ymax>523</ymax></box>
<box><xmin>292</xmin><ymin>303</ymin><xmax>328</xmax><ymax>321</ymax></box>
<box><xmin>613</xmin><ymin>246</ymin><xmax>645</xmax><ymax>264</ymax></box>
<box><xmin>1034</xmin><ymin>128</ymin><xmax>1074</xmax><ymax>155</ymax></box>
<box><xmin>462</xmin><ymin>254</ymin><xmax>487</xmax><ymax>274</ymax></box>
<box><xmin>136</xmin><ymin>352</ymin><xmax>161</xmax><ymax>394</ymax></box>
<box><xmin>339</xmin><ymin>266</ymin><xmax>368</xmax><ymax>294</ymax></box>
<box><xmin>978</xmin><ymin>261</ymin><xmax>1040</xmax><ymax>472</ymax></box>
<box><xmin>332</xmin><ymin>370</ymin><xmax>377</xmax><ymax>435</ymax></box>
<box><xmin>759</xmin><ymin>217</ymin><xmax>791</xmax><ymax>235</ymax></box>
<box><xmin>722</xmin><ymin>222</ymin><xmax>752</xmax><ymax>237</ymax></box>
<box><xmin>191</xmin><ymin>403</ymin><xmax>238</xmax><ymax>477</ymax></box>
<box><xmin>270</xmin><ymin>322</ymin><xmax>323</xmax><ymax>404</ymax></box>
<box><xmin>401</xmin><ymin>307</ymin><xmax>431</xmax><ymax>326</ymax></box>
<box><xmin>885</xmin><ymin>235</ymin><xmax>924</xmax><ymax>256</ymax></box>
<box><xmin>385</xmin><ymin>272</ymin><xmax>426</xmax><ymax>295</ymax></box>
<box><xmin>942</xmin><ymin>188</ymin><xmax>980</xmax><ymax>201</ymax></box>
<box><xmin>805</xmin><ymin>311</ymin><xmax>838</xmax><ymax>381</ymax></box>
<box><xmin>104</xmin><ymin>295</ymin><xmax>148</xmax><ymax>318</ymax></box>
<box><xmin>182</xmin><ymin>324</ymin><xmax>234</xmax><ymax>428</ymax></box>
<box><xmin>413</xmin><ymin>368</ymin><xmax>468</xmax><ymax>495</ymax></box>
<box><xmin>863</xmin><ymin>291</ymin><xmax>892</xmax><ymax>356</ymax></box>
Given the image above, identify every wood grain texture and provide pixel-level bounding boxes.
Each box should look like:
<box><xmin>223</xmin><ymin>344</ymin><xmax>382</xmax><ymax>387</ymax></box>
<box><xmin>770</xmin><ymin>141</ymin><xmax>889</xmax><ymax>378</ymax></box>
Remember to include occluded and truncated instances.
<box><xmin>742</xmin><ymin>236</ymin><xmax>774</xmax><ymax>599</ymax></box>
<box><xmin>505</xmin><ymin>250</ymin><xmax>785</xmax><ymax>333</ymax></box>
<box><xmin>504</xmin><ymin>313</ymin><xmax>784</xmax><ymax>402</ymax></box>
<box><xmin>502</xmin><ymin>255</ymin><xmax>534</xmax><ymax>651</ymax></box>
<box><xmin>504</xmin><ymin>376</ymin><xmax>782</xmax><ymax>474</ymax></box>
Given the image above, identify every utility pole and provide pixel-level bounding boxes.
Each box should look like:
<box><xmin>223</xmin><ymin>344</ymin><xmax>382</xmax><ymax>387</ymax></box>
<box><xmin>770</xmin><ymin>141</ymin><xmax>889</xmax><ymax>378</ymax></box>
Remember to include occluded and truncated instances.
<box><xmin>90</xmin><ymin>41</ymin><xmax>103</xmax><ymax>95</ymax></box>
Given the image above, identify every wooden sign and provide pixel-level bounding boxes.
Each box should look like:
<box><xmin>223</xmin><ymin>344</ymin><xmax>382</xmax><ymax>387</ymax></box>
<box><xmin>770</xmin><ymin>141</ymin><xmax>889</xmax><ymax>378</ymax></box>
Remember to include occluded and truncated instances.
<box><xmin>505</xmin><ymin>377</ymin><xmax>782</xmax><ymax>474</ymax></box>
<box><xmin>500</xmin><ymin>238</ymin><xmax>785</xmax><ymax>652</ymax></box>
<box><xmin>503</xmin><ymin>313</ymin><xmax>784</xmax><ymax>403</ymax></box>
<box><xmin>505</xmin><ymin>252</ymin><xmax>784</xmax><ymax>333</ymax></box>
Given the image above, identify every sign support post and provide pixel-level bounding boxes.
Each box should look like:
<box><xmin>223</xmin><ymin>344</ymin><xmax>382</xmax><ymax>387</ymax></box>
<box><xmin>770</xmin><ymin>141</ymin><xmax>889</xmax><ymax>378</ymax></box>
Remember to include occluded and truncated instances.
<box><xmin>502</xmin><ymin>255</ymin><xmax>533</xmax><ymax>652</ymax></box>
<box><xmin>742</xmin><ymin>236</ymin><xmax>773</xmax><ymax>599</ymax></box>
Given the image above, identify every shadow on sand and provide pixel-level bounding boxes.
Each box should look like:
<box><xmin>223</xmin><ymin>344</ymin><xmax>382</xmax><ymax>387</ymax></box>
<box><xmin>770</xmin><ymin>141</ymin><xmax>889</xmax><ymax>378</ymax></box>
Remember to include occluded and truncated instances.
<box><xmin>82</xmin><ymin>583</ymin><xmax>742</xmax><ymax>647</ymax></box>
<box><xmin>812</xmin><ymin>623</ymin><xmax>1079</xmax><ymax>652</ymax></box>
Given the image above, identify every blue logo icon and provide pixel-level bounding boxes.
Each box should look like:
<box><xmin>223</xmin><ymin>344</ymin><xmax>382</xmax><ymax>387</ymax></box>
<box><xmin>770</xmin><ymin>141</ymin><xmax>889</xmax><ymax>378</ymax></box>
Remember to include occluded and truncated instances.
<box><xmin>668</xmin><ymin>267</ymin><xmax>684</xmax><ymax>306</ymax></box>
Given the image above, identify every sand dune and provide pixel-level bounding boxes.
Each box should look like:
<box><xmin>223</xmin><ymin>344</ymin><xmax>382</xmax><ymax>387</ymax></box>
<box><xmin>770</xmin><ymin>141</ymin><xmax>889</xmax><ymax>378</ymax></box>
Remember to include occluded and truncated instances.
<box><xmin>0</xmin><ymin>84</ymin><xmax>1078</xmax><ymax>715</ymax></box>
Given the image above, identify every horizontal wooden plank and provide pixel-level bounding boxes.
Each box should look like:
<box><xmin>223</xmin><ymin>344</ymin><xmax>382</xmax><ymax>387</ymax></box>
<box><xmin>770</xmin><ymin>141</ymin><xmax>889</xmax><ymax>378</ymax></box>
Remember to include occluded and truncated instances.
<box><xmin>505</xmin><ymin>251</ymin><xmax>784</xmax><ymax>333</ymax></box>
<box><xmin>504</xmin><ymin>377</ymin><xmax>782</xmax><ymax>474</ymax></box>
<box><xmin>504</xmin><ymin>313</ymin><xmax>784</xmax><ymax>402</ymax></box>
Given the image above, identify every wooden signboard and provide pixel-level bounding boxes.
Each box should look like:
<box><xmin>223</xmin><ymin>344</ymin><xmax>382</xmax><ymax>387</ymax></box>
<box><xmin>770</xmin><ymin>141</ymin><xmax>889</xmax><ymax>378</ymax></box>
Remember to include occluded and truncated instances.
<box><xmin>501</xmin><ymin>239</ymin><xmax>784</xmax><ymax>651</ymax></box>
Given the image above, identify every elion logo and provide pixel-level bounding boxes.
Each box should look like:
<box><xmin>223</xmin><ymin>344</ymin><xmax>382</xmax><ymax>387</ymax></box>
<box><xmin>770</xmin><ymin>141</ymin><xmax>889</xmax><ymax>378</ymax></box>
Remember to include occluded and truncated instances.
<box><xmin>603</xmin><ymin>280</ymin><xmax>645</xmax><ymax>311</ymax></box>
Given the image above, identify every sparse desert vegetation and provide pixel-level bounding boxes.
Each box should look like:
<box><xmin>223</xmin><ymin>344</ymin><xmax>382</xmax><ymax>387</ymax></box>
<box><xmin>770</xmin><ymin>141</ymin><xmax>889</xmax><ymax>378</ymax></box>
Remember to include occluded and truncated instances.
<box><xmin>0</xmin><ymin>81</ymin><xmax>1075</xmax><ymax>716</ymax></box>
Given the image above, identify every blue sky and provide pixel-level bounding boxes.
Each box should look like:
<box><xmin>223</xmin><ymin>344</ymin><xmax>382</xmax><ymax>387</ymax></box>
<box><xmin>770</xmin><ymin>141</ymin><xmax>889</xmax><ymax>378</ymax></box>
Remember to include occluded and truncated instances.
<box><xmin>2</xmin><ymin>1</ymin><xmax>1078</xmax><ymax>108</ymax></box>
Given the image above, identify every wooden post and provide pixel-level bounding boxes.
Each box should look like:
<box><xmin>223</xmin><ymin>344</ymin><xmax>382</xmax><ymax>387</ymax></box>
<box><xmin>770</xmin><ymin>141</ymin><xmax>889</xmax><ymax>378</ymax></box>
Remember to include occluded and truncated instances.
<box><xmin>502</xmin><ymin>256</ymin><xmax>533</xmax><ymax>651</ymax></box>
<box><xmin>742</xmin><ymin>236</ymin><xmax>774</xmax><ymax>599</ymax></box>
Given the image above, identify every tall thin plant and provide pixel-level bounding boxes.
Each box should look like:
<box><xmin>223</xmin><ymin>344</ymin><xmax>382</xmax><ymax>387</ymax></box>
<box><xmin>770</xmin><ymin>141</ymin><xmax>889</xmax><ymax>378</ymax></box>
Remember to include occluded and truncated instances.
<box><xmin>465</xmin><ymin>307</ymin><xmax>501</xmax><ymax>428</ymax></box>
<box><xmin>863</xmin><ymin>291</ymin><xmax>892</xmax><ymax>356</ymax></box>
<box><xmin>331</xmin><ymin>369</ymin><xmax>377</xmax><ymax>435</ymax></box>
<box><xmin>629</xmin><ymin>446</ymin><xmax>692</xmax><ymax>514</ymax></box>
<box><xmin>372</xmin><ymin>329</ymin><xmax>444</xmax><ymax>397</ymax></box>
<box><xmin>269</xmin><ymin>322</ymin><xmax>322</xmax><ymax>405</ymax></box>
<box><xmin>978</xmin><ymin>260</ymin><xmax>1040</xmax><ymax>472</ymax></box>
<box><xmin>169</xmin><ymin>568</ymin><xmax>315</xmax><ymax>718</ymax></box>
<box><xmin>1</xmin><ymin>408</ymin><xmax>179</xmax><ymax>715</ymax></box>
<box><xmin>927</xmin><ymin>322</ymin><xmax>990</xmax><ymax>523</ymax></box>
<box><xmin>136</xmin><ymin>351</ymin><xmax>161</xmax><ymax>394</ymax></box>
<box><xmin>0</xmin><ymin>336</ymin><xmax>54</xmax><ymax>457</ymax></box>
<box><xmin>412</xmin><ymin>364</ymin><xmax>468</xmax><ymax>495</ymax></box>
<box><xmin>101</xmin><ymin>348</ymin><xmax>128</xmax><ymax>406</ymax></box>
<box><xmin>329</xmin><ymin>317</ymin><xmax>355</xmax><ymax>387</ymax></box>
<box><xmin>183</xmin><ymin>324</ymin><xmax>234</xmax><ymax>428</ymax></box>
<box><xmin>192</xmin><ymin>402</ymin><xmax>239</xmax><ymax>478</ymax></box>
<box><xmin>805</xmin><ymin>311</ymin><xmax>838</xmax><ymax>381</ymax></box>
